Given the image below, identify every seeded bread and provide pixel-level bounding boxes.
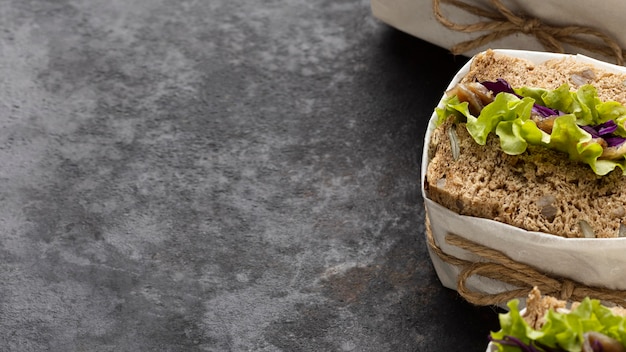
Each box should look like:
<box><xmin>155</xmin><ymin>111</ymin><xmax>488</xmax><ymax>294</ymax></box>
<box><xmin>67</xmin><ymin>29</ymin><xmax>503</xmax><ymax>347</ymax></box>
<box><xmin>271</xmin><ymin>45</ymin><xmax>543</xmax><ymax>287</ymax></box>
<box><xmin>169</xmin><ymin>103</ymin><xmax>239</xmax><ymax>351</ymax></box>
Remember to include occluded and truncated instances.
<box><xmin>425</xmin><ymin>50</ymin><xmax>626</xmax><ymax>238</ymax></box>
<box><xmin>458</xmin><ymin>50</ymin><xmax>626</xmax><ymax>103</ymax></box>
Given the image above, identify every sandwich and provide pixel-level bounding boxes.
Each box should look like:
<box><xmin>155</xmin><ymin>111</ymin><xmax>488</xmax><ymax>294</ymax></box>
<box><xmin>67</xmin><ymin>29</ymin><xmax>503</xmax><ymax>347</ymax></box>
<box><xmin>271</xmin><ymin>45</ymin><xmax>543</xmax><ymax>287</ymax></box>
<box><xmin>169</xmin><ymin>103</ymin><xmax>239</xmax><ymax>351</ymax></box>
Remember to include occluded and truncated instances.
<box><xmin>425</xmin><ymin>49</ymin><xmax>626</xmax><ymax>238</ymax></box>
<box><xmin>489</xmin><ymin>287</ymin><xmax>626</xmax><ymax>352</ymax></box>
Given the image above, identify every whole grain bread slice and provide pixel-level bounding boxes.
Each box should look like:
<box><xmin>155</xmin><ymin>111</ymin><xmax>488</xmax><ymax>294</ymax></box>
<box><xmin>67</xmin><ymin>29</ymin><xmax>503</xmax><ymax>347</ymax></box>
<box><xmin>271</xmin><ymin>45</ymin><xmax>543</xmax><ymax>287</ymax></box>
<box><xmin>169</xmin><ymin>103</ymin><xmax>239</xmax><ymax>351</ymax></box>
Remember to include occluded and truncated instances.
<box><xmin>425</xmin><ymin>50</ymin><xmax>626</xmax><ymax>238</ymax></box>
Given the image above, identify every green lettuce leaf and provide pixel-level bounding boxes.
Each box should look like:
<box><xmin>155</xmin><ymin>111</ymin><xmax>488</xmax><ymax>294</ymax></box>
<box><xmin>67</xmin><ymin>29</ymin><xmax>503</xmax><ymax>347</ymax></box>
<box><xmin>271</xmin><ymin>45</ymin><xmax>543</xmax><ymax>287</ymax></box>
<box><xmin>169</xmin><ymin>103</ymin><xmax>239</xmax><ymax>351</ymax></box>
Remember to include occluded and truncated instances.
<box><xmin>547</xmin><ymin>114</ymin><xmax>602</xmax><ymax>172</ymax></box>
<box><xmin>514</xmin><ymin>84</ymin><xmax>598</xmax><ymax>125</ymax></box>
<box><xmin>607</xmin><ymin>106</ymin><xmax>626</xmax><ymax>136</ymax></box>
<box><xmin>435</xmin><ymin>95</ymin><xmax>470</xmax><ymax>125</ymax></box>
<box><xmin>574</xmin><ymin>85</ymin><xmax>601</xmax><ymax>125</ymax></box>
<box><xmin>466</xmin><ymin>93</ymin><xmax>539</xmax><ymax>147</ymax></box>
<box><xmin>513</xmin><ymin>83</ymin><xmax>626</xmax><ymax>128</ymax></box>
<box><xmin>515</xmin><ymin>84</ymin><xmax>577</xmax><ymax>119</ymax></box>
<box><xmin>491</xmin><ymin>298</ymin><xmax>626</xmax><ymax>352</ymax></box>
<box><xmin>490</xmin><ymin>300</ymin><xmax>546</xmax><ymax>352</ymax></box>
<box><xmin>548</xmin><ymin>114</ymin><xmax>626</xmax><ymax>175</ymax></box>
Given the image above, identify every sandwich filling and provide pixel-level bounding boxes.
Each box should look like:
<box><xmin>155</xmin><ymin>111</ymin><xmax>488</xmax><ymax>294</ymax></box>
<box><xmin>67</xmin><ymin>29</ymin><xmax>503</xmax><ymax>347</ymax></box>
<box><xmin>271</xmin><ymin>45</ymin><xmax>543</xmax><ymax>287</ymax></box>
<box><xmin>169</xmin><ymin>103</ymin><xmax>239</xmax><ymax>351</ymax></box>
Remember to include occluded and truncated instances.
<box><xmin>436</xmin><ymin>79</ymin><xmax>626</xmax><ymax>176</ymax></box>
<box><xmin>490</xmin><ymin>288</ymin><xmax>626</xmax><ymax>352</ymax></box>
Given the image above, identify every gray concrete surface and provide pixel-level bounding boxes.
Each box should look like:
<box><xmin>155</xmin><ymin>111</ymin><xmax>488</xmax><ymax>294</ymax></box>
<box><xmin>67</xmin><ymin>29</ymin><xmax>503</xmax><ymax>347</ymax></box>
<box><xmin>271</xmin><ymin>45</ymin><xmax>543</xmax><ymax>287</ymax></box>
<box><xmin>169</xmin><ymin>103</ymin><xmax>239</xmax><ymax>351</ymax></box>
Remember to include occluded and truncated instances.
<box><xmin>0</xmin><ymin>0</ymin><xmax>500</xmax><ymax>351</ymax></box>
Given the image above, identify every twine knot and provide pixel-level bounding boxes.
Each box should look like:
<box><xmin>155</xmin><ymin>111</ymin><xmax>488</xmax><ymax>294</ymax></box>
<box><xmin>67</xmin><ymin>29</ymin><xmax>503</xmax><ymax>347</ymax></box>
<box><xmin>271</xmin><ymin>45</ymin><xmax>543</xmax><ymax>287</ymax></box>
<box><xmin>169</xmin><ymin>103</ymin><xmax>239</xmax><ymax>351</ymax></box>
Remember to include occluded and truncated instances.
<box><xmin>425</xmin><ymin>216</ymin><xmax>626</xmax><ymax>306</ymax></box>
<box><xmin>432</xmin><ymin>0</ymin><xmax>625</xmax><ymax>65</ymax></box>
<box><xmin>521</xmin><ymin>18</ymin><xmax>541</xmax><ymax>34</ymax></box>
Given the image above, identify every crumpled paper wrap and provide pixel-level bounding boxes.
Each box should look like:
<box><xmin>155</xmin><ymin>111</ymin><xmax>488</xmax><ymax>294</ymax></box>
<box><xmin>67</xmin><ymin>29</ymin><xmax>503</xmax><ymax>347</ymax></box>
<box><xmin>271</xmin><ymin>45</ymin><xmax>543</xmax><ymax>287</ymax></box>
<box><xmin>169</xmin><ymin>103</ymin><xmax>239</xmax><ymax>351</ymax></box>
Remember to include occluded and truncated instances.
<box><xmin>371</xmin><ymin>0</ymin><xmax>626</xmax><ymax>64</ymax></box>
<box><xmin>421</xmin><ymin>49</ymin><xmax>626</xmax><ymax>304</ymax></box>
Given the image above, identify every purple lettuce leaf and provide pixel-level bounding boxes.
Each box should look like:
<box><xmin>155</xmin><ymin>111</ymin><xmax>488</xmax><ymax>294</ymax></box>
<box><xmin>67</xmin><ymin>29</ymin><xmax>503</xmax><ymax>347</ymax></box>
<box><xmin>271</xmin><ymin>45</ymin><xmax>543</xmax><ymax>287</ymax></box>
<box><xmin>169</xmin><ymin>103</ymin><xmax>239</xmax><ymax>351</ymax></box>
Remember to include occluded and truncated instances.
<box><xmin>488</xmin><ymin>335</ymin><xmax>541</xmax><ymax>352</ymax></box>
<box><xmin>532</xmin><ymin>104</ymin><xmax>563</xmax><ymax>118</ymax></box>
<box><xmin>488</xmin><ymin>335</ymin><xmax>566</xmax><ymax>352</ymax></box>
<box><xmin>580</xmin><ymin>125</ymin><xmax>600</xmax><ymax>138</ymax></box>
<box><xmin>481</xmin><ymin>78</ymin><xmax>515</xmax><ymax>95</ymax></box>
<box><xmin>580</xmin><ymin>120</ymin><xmax>626</xmax><ymax>147</ymax></box>
<box><xmin>604</xmin><ymin>136</ymin><xmax>626</xmax><ymax>147</ymax></box>
<box><xmin>596</xmin><ymin>120</ymin><xmax>618</xmax><ymax>135</ymax></box>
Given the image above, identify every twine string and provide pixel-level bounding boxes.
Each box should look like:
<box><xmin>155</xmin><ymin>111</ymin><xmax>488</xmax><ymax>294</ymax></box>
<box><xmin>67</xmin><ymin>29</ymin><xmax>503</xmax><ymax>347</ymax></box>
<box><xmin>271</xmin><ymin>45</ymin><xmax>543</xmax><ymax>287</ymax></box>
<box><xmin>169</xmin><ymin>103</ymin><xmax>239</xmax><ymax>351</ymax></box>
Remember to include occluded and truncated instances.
<box><xmin>432</xmin><ymin>0</ymin><xmax>624</xmax><ymax>65</ymax></box>
<box><xmin>424</xmin><ymin>217</ymin><xmax>626</xmax><ymax>306</ymax></box>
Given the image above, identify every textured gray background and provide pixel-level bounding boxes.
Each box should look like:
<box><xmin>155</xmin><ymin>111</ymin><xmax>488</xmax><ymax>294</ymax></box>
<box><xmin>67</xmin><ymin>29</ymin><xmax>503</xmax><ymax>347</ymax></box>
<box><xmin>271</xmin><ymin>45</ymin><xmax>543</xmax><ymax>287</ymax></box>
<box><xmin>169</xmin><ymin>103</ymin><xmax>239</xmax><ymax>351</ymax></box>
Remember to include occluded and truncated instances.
<box><xmin>0</xmin><ymin>0</ymin><xmax>500</xmax><ymax>351</ymax></box>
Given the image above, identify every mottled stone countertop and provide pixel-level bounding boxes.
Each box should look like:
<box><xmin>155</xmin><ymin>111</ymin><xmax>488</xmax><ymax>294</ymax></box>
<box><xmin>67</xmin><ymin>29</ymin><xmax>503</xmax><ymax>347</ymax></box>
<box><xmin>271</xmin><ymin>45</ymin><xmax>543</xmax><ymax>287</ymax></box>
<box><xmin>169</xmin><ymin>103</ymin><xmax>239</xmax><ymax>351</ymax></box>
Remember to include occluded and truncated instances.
<box><xmin>0</xmin><ymin>1</ymin><xmax>500</xmax><ymax>351</ymax></box>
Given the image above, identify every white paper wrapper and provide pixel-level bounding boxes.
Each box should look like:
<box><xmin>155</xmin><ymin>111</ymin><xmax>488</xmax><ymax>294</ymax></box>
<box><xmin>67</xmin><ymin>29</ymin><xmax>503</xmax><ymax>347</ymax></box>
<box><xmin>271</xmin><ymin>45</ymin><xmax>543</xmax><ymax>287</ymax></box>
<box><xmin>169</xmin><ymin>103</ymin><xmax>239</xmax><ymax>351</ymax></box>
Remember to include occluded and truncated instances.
<box><xmin>420</xmin><ymin>49</ymin><xmax>626</xmax><ymax>302</ymax></box>
<box><xmin>371</xmin><ymin>0</ymin><xmax>626</xmax><ymax>64</ymax></box>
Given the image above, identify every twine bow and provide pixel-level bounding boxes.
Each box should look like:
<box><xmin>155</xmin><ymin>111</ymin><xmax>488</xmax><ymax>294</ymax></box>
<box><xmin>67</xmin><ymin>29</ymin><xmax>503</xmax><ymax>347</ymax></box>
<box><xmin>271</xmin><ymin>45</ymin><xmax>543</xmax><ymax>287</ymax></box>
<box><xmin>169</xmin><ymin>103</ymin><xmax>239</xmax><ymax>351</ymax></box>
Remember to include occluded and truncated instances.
<box><xmin>432</xmin><ymin>0</ymin><xmax>625</xmax><ymax>65</ymax></box>
<box><xmin>425</xmin><ymin>219</ymin><xmax>626</xmax><ymax>306</ymax></box>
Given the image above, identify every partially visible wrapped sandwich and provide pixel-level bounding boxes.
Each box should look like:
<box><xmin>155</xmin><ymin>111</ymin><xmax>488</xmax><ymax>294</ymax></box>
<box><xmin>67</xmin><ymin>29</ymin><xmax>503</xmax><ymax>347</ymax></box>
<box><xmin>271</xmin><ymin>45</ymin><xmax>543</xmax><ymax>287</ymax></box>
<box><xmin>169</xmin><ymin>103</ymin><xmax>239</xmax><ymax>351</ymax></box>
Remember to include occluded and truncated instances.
<box><xmin>426</xmin><ymin>49</ymin><xmax>626</xmax><ymax>238</ymax></box>
<box><xmin>488</xmin><ymin>287</ymin><xmax>626</xmax><ymax>352</ymax></box>
<box><xmin>421</xmin><ymin>49</ymin><xmax>626</xmax><ymax>303</ymax></box>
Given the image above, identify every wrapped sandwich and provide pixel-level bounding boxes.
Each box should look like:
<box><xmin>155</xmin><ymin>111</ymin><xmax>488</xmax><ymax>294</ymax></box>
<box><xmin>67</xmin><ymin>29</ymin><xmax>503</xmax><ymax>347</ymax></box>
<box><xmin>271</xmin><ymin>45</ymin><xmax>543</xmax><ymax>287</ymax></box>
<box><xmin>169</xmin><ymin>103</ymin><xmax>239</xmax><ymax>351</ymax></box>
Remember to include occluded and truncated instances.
<box><xmin>426</xmin><ymin>49</ymin><xmax>626</xmax><ymax>239</ymax></box>
<box><xmin>488</xmin><ymin>287</ymin><xmax>626</xmax><ymax>352</ymax></box>
<box><xmin>421</xmin><ymin>49</ymin><xmax>626</xmax><ymax>303</ymax></box>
